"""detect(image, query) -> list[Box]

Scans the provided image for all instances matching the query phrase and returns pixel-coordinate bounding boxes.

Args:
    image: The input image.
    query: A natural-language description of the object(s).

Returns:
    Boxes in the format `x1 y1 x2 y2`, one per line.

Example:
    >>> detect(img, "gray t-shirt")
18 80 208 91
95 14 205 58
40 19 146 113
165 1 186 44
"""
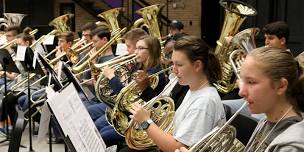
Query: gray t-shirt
245 116 302 152
173 86 226 146
266 117 304 152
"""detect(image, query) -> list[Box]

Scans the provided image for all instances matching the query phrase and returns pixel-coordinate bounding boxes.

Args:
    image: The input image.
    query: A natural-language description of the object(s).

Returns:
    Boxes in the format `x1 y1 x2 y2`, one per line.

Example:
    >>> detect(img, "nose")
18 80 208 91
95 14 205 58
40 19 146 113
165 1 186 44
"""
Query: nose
238 81 247 98
265 38 269 46
172 64 178 74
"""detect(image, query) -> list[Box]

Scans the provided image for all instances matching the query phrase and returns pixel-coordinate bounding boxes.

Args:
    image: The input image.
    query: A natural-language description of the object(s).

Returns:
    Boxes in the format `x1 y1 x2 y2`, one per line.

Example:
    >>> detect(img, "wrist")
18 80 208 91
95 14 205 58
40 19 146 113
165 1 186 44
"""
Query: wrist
140 118 154 130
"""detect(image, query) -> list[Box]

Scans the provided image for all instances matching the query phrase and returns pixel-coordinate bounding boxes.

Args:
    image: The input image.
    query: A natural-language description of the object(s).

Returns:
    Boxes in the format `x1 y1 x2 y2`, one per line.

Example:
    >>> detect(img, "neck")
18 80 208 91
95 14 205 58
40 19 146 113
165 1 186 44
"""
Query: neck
265 98 298 122
189 74 209 91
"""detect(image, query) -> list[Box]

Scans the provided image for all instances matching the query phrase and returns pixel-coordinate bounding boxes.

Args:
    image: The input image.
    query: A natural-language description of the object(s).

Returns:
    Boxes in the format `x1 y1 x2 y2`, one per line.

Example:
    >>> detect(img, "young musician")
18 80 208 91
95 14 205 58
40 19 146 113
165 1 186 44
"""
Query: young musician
263 21 289 50
239 47 303 151
88 35 167 147
122 28 148 54
124 36 226 152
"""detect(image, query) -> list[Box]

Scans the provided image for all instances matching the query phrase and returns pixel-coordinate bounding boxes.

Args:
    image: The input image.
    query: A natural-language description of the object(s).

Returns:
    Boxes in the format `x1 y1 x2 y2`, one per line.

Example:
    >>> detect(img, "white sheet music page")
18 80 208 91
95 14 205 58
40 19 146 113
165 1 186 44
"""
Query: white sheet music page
47 83 106 152
15 45 27 61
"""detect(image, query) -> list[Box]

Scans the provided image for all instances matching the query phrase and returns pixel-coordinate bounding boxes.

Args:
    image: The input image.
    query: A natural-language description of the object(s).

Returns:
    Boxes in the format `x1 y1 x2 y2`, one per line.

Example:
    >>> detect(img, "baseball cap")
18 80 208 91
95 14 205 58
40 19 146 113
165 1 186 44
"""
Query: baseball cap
170 20 184 30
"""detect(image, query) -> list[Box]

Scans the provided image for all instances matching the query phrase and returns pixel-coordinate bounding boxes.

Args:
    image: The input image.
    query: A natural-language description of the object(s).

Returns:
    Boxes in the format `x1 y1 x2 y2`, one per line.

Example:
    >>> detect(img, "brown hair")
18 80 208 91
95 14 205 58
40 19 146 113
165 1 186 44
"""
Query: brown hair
137 35 161 69
80 22 97 31
16 27 34 46
248 47 303 111
123 28 147 43
173 35 222 84
58 31 74 43
5 26 21 36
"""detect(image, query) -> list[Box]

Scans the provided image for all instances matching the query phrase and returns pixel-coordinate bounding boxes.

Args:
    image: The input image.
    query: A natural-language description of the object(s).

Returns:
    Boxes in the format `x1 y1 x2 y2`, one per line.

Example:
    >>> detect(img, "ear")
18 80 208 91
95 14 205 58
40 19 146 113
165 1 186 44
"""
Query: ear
193 60 204 72
276 78 288 95
280 37 286 46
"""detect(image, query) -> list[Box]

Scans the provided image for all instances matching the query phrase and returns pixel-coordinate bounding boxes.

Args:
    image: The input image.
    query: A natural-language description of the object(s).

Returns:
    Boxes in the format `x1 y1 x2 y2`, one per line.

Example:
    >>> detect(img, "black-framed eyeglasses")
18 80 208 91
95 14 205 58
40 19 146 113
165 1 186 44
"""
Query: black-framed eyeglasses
136 47 149 51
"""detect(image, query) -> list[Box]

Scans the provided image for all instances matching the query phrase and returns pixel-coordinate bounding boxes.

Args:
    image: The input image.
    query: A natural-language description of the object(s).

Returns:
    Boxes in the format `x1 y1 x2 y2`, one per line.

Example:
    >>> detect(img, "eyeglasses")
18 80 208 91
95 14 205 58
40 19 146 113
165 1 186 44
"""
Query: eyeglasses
136 47 149 51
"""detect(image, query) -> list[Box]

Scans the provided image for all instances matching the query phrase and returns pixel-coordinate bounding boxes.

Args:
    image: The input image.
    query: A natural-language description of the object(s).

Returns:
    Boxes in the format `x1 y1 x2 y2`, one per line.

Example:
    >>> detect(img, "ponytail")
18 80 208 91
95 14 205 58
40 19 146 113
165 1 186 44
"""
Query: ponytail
291 76 304 112
205 50 222 84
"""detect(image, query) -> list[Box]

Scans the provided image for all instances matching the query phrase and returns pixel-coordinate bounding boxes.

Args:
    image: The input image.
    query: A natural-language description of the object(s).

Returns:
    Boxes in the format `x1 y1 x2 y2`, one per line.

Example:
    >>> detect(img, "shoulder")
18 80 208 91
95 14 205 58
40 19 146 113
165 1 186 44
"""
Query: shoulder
189 87 221 109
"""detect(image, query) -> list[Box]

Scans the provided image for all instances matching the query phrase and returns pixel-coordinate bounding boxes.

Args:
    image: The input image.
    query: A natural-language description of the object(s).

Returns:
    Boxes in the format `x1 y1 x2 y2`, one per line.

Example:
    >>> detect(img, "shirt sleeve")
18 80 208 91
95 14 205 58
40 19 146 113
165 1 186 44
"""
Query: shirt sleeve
109 76 124 94
274 146 303 152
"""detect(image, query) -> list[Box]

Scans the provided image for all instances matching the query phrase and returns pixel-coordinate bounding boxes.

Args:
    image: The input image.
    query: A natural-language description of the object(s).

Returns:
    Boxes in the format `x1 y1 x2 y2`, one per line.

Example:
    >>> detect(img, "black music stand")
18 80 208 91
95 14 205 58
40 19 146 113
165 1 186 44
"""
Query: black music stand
21 47 44 152
0 48 20 145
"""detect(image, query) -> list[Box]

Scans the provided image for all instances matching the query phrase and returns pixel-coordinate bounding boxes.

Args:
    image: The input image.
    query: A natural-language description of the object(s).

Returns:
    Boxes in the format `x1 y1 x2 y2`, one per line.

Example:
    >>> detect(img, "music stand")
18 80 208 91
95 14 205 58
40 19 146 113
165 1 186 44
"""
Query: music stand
0 48 20 145
37 53 63 91
20 47 44 152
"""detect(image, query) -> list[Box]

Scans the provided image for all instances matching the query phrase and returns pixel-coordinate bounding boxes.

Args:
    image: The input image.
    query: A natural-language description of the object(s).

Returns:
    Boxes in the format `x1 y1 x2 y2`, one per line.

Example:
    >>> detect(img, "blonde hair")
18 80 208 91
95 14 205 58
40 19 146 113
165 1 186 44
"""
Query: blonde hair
248 47 303 111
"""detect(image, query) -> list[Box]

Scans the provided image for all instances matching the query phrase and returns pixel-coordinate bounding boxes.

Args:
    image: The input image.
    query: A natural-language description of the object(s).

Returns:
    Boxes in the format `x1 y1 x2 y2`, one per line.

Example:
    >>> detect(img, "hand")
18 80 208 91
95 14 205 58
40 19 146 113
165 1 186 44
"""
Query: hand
129 102 151 124
175 147 189 152
135 70 150 91
0 71 4 77
103 66 115 80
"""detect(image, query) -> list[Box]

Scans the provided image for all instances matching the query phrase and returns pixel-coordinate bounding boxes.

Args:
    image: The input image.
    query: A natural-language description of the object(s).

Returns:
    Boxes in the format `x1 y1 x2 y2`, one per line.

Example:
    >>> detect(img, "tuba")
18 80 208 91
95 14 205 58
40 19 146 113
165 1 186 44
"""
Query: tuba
49 13 74 33
133 4 163 41
213 0 257 94
3 13 26 27
188 45 250 152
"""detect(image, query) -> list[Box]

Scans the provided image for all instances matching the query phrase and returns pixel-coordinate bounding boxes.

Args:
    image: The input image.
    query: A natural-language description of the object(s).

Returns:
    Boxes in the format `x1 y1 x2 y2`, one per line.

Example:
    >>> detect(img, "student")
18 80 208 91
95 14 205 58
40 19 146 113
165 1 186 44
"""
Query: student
89 35 167 147
263 21 289 49
125 36 226 152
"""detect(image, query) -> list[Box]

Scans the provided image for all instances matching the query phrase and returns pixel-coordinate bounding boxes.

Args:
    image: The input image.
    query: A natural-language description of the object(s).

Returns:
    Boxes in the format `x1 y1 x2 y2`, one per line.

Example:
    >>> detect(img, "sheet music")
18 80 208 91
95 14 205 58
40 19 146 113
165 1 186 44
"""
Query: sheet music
115 43 128 56
43 35 55 45
15 45 27 61
47 83 106 152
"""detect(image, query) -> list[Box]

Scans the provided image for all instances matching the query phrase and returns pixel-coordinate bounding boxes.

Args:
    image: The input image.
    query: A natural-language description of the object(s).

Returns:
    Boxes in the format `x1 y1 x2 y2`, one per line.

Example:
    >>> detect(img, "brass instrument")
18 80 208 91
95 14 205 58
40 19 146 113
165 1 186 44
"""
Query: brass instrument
72 27 127 74
126 96 175 150
49 13 74 33
133 4 163 41
98 8 120 32
3 13 26 27
188 42 250 152
94 54 137 105
213 0 257 94
108 67 172 136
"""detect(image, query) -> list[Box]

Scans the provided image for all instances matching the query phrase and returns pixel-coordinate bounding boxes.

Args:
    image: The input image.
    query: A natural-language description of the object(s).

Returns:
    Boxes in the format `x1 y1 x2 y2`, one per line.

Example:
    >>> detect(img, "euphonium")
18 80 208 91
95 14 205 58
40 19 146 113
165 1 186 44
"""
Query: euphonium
94 54 137 106
133 4 163 41
107 67 172 136
126 96 175 150
213 0 257 94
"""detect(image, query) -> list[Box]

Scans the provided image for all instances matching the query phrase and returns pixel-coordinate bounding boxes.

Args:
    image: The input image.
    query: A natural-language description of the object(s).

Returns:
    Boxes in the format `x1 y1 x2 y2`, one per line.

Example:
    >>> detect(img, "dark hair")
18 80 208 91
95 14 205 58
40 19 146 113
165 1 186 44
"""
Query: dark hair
122 28 147 43
91 27 111 41
173 35 222 84
58 31 74 43
249 47 303 112
262 21 289 43
81 22 97 31
137 35 161 69
4 26 21 36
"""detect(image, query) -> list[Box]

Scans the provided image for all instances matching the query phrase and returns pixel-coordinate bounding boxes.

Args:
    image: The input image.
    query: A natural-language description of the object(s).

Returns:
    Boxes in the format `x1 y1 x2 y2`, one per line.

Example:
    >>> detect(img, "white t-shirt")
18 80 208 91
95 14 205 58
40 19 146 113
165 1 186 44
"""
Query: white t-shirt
173 86 226 146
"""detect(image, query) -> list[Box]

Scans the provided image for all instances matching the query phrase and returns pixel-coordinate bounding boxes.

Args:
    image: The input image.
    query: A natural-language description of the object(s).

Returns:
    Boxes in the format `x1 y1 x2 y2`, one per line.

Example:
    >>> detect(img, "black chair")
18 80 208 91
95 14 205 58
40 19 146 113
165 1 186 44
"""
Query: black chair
231 113 258 145
223 103 258 145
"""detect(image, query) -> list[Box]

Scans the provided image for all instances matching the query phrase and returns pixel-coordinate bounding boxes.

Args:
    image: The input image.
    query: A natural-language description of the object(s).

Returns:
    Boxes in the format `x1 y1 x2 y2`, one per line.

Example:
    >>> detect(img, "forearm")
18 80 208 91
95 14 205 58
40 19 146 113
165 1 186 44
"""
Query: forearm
146 124 186 152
